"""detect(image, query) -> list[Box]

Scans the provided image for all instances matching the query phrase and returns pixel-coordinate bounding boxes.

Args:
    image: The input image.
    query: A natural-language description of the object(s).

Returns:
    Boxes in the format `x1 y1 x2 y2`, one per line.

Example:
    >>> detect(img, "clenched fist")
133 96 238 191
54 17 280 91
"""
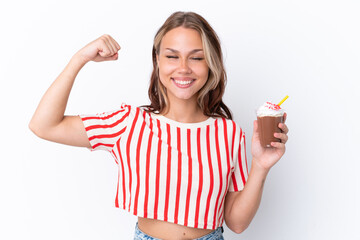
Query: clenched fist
75 34 121 63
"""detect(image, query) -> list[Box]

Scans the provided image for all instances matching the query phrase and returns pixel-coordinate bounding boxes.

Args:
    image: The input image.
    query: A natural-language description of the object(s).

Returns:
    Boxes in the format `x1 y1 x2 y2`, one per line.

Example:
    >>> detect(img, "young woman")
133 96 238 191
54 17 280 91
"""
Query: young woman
29 11 289 240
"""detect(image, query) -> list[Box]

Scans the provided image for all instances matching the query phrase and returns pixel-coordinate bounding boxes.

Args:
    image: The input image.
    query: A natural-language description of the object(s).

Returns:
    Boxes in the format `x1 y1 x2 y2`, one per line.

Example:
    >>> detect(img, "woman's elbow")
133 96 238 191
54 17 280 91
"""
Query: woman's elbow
229 225 248 234
225 218 249 234
29 120 38 135
29 124 39 139
28 120 46 139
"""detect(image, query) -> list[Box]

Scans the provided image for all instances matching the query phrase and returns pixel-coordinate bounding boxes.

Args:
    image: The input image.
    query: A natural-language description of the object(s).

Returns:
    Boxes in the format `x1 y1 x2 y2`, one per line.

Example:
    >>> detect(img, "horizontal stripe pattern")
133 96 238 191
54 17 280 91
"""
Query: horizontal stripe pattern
80 104 131 151
81 104 248 230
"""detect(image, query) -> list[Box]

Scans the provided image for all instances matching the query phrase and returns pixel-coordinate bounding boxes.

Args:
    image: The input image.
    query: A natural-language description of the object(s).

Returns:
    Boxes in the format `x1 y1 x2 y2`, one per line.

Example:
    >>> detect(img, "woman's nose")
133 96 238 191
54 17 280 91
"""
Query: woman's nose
178 59 192 74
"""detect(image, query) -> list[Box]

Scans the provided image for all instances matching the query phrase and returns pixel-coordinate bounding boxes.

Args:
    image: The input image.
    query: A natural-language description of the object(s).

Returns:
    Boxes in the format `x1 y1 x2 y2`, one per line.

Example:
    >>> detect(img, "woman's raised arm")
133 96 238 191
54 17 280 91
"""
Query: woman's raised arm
29 35 121 147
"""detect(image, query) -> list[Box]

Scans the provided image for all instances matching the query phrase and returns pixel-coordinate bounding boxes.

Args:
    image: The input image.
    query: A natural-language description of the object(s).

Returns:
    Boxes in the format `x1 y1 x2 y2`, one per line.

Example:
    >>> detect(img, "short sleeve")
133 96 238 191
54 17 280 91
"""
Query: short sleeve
79 103 131 152
228 129 249 192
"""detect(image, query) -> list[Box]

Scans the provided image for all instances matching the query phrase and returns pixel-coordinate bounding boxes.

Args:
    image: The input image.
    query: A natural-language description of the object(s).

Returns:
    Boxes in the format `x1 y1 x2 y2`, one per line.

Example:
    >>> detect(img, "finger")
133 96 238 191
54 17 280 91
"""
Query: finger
270 141 286 149
274 132 288 144
278 122 289 134
105 36 118 55
108 36 121 51
283 112 287 122
97 40 113 57
114 40 121 51
109 42 119 55
96 52 119 62
110 52 118 60
99 35 116 56
103 38 117 55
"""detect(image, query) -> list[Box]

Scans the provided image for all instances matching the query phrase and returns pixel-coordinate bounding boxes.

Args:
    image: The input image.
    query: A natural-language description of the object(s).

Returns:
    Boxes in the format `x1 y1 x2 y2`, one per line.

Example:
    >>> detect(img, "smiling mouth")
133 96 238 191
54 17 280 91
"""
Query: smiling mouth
171 78 195 88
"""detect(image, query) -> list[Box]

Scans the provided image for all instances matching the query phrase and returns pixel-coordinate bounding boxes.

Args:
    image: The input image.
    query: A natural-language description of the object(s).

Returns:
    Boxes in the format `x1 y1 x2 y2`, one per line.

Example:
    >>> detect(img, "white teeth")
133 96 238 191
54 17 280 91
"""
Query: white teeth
174 80 193 85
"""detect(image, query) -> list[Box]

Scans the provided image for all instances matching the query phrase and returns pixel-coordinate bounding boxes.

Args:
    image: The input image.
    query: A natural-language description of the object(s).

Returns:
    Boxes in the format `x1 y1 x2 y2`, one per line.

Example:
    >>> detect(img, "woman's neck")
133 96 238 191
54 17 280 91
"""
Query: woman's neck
162 99 208 123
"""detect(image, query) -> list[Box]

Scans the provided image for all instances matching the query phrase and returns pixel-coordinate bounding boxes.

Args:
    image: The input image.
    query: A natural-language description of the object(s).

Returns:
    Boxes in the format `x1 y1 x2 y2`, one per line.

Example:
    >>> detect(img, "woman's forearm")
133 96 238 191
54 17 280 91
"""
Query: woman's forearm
226 113 289 233
29 54 87 135
227 160 269 232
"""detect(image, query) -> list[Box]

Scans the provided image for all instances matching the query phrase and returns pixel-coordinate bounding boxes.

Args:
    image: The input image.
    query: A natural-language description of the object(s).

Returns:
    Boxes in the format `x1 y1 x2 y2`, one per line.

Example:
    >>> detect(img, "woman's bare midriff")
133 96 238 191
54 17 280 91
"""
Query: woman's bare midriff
137 217 214 240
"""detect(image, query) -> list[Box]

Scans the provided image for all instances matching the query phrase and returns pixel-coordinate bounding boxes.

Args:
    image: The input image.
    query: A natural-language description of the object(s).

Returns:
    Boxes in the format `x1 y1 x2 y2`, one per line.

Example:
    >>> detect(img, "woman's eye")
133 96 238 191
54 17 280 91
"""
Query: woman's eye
191 57 204 61
166 56 178 59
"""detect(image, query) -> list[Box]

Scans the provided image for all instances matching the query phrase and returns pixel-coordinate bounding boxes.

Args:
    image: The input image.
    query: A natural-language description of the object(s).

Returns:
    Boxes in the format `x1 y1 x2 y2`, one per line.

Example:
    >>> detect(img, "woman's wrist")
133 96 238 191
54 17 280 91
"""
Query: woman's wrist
71 52 90 67
251 158 271 176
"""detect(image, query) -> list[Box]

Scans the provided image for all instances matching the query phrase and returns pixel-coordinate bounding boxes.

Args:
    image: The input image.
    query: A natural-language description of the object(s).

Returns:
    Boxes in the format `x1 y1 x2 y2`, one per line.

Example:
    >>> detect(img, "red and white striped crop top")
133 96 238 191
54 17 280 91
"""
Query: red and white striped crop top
80 104 248 230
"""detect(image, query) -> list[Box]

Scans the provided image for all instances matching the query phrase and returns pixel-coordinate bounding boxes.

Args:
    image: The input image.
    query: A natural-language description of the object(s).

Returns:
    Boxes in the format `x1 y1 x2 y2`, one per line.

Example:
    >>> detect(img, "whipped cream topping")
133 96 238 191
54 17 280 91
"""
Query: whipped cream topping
257 102 285 117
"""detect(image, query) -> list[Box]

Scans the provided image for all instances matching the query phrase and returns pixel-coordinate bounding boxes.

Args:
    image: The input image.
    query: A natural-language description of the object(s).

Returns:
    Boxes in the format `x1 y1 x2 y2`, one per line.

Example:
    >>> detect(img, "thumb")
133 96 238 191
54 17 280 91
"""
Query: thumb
252 119 261 141
253 120 259 135
252 119 262 146
94 52 118 62
107 52 118 60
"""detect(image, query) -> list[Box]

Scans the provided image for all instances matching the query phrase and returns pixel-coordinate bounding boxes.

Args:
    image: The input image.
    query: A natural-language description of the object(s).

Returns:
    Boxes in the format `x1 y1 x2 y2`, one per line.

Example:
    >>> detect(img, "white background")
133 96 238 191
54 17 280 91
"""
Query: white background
1 0 359 239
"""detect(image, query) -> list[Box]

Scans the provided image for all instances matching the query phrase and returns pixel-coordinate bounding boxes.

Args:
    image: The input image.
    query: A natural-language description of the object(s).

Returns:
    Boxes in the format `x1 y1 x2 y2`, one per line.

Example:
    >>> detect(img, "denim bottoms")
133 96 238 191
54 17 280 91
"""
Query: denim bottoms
134 223 224 240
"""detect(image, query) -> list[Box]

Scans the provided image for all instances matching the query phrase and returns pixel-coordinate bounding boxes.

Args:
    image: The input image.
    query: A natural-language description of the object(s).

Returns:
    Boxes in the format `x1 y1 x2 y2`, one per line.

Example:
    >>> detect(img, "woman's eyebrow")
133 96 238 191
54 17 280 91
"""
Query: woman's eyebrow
165 48 204 54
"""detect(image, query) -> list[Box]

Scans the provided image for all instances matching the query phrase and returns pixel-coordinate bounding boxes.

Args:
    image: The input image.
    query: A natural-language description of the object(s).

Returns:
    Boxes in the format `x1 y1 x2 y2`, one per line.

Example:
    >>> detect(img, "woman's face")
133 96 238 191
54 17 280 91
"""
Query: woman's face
157 27 209 105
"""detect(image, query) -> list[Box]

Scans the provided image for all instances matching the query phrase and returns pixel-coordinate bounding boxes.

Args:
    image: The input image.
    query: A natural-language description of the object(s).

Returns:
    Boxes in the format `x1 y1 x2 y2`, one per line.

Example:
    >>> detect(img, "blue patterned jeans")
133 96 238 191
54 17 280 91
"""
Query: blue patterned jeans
134 223 225 240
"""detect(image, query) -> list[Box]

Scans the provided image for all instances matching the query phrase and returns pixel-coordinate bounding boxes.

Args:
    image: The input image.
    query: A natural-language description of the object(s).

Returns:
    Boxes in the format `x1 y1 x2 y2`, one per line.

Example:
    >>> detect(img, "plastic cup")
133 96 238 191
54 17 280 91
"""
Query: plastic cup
257 114 284 147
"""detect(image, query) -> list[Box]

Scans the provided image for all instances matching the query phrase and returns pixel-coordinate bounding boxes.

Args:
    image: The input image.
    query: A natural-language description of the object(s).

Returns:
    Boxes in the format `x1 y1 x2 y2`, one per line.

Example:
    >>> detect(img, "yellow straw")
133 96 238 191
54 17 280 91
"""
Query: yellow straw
277 95 289 106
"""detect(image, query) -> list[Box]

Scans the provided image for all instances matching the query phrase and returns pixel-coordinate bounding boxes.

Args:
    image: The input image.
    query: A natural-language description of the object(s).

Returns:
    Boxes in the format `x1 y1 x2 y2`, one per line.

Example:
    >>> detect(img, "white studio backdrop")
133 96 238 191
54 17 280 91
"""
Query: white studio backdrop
1 0 359 239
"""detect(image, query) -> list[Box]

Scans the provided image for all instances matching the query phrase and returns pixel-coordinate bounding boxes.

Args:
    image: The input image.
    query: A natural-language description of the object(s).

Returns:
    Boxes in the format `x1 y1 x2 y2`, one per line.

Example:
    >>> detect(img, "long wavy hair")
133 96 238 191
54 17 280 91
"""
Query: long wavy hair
143 11 232 120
